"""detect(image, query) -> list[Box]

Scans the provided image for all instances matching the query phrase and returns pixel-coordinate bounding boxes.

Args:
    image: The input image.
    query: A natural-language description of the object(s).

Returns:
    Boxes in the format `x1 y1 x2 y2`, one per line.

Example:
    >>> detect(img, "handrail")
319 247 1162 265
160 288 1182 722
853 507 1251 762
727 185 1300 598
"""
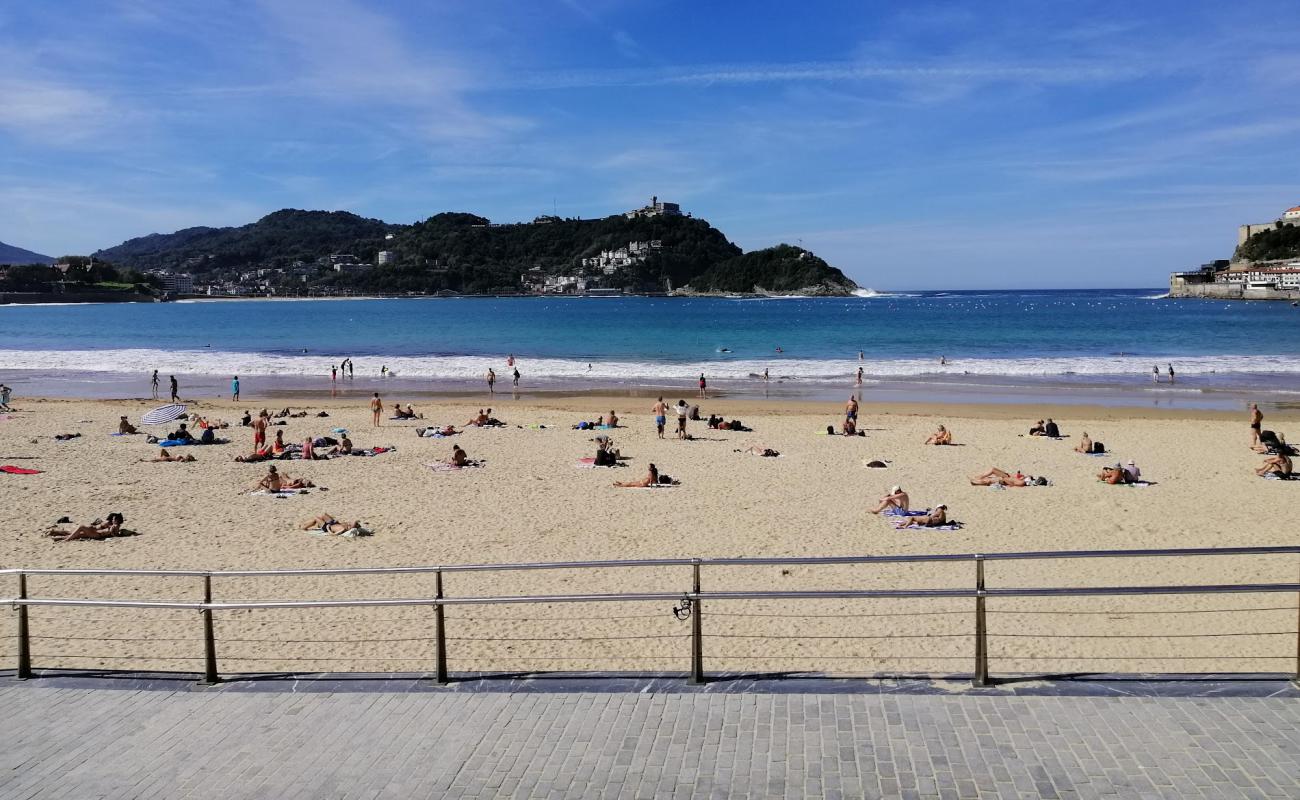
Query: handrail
3 544 1298 578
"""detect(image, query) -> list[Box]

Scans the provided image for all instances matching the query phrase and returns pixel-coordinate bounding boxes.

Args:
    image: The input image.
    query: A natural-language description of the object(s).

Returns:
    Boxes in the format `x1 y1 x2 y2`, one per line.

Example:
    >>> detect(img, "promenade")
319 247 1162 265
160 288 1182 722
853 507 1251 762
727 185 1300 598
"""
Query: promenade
3 678 1298 799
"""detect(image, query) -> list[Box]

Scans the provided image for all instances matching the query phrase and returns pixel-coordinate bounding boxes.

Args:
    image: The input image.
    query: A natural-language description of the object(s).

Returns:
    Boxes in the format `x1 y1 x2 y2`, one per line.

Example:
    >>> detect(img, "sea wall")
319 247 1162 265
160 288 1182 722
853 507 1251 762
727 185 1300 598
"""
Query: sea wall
1168 281 1300 301
0 291 156 305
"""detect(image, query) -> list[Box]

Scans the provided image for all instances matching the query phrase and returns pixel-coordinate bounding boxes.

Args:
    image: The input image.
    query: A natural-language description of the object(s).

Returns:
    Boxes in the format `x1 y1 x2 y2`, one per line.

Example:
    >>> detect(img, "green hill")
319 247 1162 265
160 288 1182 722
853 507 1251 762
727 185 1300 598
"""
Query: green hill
686 244 857 295
93 207 857 295
0 241 54 265
1235 222 1300 262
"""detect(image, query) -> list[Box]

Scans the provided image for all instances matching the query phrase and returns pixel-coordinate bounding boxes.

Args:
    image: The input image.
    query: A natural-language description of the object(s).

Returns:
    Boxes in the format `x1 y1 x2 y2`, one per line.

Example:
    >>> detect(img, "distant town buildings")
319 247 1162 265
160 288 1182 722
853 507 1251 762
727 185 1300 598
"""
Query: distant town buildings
158 272 194 295
377 250 395 266
581 240 662 274
1237 204 1300 245
1172 202 1300 299
624 196 682 219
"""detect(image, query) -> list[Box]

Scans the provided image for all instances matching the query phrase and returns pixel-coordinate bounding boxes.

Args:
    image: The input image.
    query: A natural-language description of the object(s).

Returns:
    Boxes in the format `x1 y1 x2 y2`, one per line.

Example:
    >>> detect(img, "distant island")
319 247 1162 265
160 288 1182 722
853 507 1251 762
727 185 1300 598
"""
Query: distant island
1170 203 1300 300
0 197 859 302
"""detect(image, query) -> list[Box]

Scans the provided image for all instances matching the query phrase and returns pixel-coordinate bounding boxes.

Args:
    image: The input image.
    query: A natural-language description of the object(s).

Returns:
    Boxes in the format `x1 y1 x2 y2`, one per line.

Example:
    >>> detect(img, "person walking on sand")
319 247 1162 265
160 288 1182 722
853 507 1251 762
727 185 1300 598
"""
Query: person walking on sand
231 375 240 402
698 373 707 399
512 367 520 388
151 369 159 399
370 393 383 427
487 368 496 394
1250 403 1263 445
169 375 179 402
675 399 690 439
1167 363 1175 384
652 397 667 439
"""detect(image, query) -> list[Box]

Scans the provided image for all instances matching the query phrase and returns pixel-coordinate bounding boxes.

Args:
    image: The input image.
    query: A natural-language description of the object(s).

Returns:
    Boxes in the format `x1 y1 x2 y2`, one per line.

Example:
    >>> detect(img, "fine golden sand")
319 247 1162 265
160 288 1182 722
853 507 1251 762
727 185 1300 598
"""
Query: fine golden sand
0 394 1296 678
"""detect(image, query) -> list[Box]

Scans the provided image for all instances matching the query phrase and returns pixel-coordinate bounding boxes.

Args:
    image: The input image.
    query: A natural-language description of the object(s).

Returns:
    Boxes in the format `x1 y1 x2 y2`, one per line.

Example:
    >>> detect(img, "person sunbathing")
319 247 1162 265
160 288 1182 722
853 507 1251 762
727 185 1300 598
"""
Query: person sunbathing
167 424 195 443
1097 465 1130 484
970 467 1029 487
614 463 664 488
447 444 469 467
607 411 619 427
117 416 138 434
869 486 908 514
328 436 354 456
1257 452 1293 478
46 513 125 541
394 404 422 420
466 409 489 426
924 425 952 445
735 445 779 457
301 436 316 461
150 448 195 462
896 505 948 528
252 465 314 492
1074 432 1093 454
1028 420 1046 436
299 514 364 535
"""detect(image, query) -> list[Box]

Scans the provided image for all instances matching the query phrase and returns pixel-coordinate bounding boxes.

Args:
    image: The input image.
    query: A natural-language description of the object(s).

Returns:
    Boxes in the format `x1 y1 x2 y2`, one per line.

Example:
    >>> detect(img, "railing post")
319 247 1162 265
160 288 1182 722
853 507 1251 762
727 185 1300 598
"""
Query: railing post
689 559 704 684
198 574 218 685
434 568 448 684
972 556 989 688
1293 557 1299 687
15 572 31 680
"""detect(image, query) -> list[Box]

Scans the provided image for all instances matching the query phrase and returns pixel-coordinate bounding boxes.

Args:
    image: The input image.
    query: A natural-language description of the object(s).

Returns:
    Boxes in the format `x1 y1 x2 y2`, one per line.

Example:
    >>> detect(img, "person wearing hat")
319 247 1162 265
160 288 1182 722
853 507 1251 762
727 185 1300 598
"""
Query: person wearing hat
869 485 909 514
1123 460 1141 483
117 416 138 435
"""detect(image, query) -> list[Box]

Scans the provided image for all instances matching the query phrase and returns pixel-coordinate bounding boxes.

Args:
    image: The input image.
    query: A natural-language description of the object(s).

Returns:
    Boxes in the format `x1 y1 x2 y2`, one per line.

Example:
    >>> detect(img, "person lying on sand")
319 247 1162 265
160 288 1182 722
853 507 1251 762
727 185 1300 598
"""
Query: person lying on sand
150 448 195 463
736 445 780 457
117 416 138 435
895 505 947 528
53 432 82 440
299 514 365 535
252 465 314 492
970 467 1029 487
869 485 908 514
46 513 125 541
328 435 354 456
614 463 677 487
1097 465 1131 484
924 425 952 445
1257 452 1293 478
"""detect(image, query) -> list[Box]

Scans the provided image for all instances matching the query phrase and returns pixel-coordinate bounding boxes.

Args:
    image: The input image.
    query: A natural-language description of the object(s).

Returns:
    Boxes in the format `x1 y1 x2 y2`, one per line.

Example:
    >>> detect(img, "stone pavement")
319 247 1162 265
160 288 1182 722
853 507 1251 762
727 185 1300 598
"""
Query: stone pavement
2 685 1299 799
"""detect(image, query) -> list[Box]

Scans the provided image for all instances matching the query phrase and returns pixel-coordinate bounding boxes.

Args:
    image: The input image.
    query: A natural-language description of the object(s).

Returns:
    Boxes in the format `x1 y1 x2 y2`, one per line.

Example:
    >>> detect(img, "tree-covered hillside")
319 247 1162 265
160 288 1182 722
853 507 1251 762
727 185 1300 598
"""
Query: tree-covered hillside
687 244 857 294
1235 223 1300 262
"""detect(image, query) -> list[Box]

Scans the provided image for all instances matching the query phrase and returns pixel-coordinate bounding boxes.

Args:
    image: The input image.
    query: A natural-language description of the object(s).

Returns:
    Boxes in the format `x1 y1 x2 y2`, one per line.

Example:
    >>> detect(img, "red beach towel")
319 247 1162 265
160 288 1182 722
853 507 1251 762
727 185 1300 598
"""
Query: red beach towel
1 465 42 474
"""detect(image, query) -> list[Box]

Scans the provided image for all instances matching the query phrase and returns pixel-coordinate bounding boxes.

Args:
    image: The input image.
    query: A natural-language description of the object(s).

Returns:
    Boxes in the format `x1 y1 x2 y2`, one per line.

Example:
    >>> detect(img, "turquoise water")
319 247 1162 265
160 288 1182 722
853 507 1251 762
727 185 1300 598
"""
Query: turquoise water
2 290 1299 405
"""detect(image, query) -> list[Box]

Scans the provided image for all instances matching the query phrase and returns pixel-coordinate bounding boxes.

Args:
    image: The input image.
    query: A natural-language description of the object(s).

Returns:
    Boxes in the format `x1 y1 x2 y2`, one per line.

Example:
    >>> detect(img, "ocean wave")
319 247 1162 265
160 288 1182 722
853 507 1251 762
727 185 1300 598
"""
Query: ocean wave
4 348 1300 381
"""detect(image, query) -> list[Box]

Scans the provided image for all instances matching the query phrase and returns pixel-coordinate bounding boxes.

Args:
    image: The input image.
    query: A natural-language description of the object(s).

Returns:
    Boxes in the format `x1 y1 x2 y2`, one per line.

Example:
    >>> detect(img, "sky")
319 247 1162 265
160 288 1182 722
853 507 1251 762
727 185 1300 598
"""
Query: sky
2 1 1298 289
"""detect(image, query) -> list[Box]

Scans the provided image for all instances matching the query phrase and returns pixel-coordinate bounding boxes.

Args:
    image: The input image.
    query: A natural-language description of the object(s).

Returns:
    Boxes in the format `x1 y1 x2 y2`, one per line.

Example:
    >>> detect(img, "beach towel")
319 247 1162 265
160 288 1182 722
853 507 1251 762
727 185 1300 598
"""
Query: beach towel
891 519 963 531
350 446 395 457
575 457 625 469
1085 451 1110 457
248 489 308 497
426 460 484 472
1 465 42 474
1261 473 1298 481
884 508 928 517
306 525 372 538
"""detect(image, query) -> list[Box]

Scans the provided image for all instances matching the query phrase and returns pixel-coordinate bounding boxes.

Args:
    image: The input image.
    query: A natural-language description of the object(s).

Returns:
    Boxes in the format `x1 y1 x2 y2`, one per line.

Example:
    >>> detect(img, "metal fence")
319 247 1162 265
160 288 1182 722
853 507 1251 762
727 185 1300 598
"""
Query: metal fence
4 545 1299 686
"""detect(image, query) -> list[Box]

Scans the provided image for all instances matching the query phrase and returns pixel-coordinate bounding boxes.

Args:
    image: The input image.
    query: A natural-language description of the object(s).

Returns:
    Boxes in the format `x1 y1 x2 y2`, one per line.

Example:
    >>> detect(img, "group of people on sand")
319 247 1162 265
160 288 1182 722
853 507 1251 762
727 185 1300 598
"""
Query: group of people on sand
868 486 948 527
573 411 619 430
45 513 127 542
466 408 504 427
1251 403 1295 478
250 464 315 492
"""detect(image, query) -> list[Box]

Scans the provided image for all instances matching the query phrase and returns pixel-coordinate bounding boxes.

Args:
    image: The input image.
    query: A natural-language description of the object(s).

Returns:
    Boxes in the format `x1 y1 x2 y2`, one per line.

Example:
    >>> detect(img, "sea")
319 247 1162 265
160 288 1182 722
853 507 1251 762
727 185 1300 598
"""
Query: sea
3 289 1300 410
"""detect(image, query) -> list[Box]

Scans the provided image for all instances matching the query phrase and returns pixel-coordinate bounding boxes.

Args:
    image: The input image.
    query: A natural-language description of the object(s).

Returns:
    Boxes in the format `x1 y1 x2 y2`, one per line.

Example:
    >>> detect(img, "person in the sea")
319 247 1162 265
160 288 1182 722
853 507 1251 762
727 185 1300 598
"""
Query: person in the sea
299 514 365 536
512 367 520 388
924 425 952 445
1074 432 1093 454
869 486 909 514
970 467 1029 487
118 416 138 435
1256 451 1293 478
1167 363 1175 383
698 373 707 398
149 448 195 463
46 513 126 542
614 463 674 488
487 368 496 394
896 505 948 528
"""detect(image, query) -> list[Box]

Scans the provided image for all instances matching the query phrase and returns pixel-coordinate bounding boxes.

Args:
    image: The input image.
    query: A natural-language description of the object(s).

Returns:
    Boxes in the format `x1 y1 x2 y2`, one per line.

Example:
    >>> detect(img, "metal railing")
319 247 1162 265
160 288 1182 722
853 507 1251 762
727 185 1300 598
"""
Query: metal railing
4 545 1299 687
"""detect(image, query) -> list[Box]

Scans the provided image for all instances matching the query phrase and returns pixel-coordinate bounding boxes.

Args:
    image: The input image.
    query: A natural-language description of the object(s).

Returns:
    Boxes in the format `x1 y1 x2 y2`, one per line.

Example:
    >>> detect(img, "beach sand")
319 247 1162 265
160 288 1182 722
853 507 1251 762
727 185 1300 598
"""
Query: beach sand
0 393 1296 679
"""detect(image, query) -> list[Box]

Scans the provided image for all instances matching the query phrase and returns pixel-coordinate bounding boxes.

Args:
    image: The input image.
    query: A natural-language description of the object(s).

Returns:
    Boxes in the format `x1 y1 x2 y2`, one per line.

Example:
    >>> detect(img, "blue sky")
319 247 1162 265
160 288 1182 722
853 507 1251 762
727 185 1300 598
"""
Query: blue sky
2 0 1298 289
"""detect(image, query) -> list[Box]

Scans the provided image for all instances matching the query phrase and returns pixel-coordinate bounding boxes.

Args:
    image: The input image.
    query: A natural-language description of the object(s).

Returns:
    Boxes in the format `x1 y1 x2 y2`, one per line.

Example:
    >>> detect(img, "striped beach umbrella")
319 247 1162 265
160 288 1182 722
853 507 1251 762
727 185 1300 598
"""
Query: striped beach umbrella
141 403 187 426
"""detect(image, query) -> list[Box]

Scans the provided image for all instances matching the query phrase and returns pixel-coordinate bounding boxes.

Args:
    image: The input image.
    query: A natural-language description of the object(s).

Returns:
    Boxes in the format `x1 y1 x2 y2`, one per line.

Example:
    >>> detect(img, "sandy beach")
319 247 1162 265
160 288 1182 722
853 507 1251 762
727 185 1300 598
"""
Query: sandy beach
0 392 1296 678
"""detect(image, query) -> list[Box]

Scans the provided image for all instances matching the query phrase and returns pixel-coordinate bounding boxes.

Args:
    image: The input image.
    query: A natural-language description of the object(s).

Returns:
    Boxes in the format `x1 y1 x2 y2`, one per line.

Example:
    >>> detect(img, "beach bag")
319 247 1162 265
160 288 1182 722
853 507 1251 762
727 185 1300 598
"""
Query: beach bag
1092 441 1105 454
826 425 835 435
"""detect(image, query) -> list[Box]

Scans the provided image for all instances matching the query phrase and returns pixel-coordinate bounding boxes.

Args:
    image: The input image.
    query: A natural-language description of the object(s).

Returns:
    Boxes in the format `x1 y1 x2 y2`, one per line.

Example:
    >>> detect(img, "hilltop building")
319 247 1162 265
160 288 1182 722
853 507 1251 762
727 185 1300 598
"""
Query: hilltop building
1172 202 1300 299
1237 203 1300 246
624 196 681 219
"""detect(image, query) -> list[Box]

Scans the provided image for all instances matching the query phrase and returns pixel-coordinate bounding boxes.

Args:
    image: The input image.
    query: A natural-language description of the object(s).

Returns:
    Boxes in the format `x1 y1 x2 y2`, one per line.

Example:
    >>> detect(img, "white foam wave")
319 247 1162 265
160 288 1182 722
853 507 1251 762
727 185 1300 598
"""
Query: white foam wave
1144 293 1170 300
4 348 1300 382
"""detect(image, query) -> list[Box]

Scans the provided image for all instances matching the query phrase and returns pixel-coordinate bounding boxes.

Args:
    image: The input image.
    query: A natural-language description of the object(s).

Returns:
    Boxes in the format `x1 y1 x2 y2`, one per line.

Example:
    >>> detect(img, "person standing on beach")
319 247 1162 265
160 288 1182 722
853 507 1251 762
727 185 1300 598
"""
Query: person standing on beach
0 384 11 411
846 395 859 427
151 370 159 399
1250 403 1263 445
231 376 240 401
652 397 667 439
512 367 520 387
252 411 267 452
370 393 383 427
1152 364 1160 383
487 368 496 394
675 399 690 439
1167 363 1175 383
763 368 769 382
347 359 354 378
169 375 179 402
856 366 864 386
698 373 707 399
